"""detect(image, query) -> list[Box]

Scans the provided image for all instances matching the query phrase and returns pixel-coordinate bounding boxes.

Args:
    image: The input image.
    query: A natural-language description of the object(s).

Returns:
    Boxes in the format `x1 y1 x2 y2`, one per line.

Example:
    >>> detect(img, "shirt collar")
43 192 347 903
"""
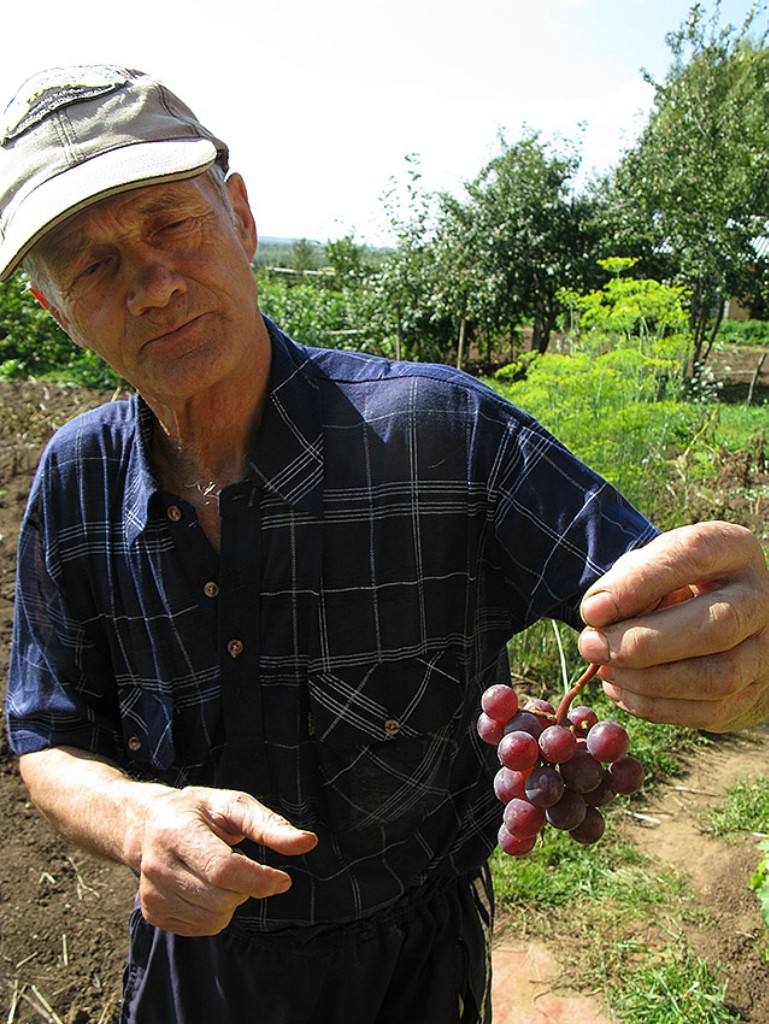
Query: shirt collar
124 317 324 542
248 317 324 516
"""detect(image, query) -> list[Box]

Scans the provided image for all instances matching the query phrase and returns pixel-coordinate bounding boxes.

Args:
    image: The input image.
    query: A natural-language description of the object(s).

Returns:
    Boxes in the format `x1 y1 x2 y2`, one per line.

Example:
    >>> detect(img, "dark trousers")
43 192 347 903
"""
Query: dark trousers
120 867 494 1023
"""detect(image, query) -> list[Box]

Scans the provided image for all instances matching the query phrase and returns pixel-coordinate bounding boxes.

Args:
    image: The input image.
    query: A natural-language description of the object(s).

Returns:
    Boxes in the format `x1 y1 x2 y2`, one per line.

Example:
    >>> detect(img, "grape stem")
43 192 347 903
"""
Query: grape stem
555 663 600 727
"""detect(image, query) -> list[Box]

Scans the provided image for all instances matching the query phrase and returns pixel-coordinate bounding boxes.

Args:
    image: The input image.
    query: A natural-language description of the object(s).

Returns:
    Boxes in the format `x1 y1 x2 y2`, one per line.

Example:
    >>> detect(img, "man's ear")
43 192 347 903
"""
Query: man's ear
225 173 258 262
28 283 75 340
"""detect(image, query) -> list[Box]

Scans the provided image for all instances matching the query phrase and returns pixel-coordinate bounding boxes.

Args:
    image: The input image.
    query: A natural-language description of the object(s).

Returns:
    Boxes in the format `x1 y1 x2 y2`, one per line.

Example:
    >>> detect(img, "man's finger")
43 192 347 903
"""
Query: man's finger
183 840 295 901
579 522 762 628
599 667 769 734
579 577 763 667
205 790 318 856
139 854 256 935
598 632 765 702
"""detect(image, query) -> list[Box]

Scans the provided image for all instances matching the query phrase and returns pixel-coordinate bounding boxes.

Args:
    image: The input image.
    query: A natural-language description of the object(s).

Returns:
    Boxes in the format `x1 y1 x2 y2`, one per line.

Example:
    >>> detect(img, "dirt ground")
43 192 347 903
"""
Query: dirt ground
0 347 768 1023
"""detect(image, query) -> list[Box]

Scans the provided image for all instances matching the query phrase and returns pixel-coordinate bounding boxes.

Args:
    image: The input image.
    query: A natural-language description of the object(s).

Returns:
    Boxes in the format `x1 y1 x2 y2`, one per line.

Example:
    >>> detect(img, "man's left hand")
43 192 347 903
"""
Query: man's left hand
577 521 769 732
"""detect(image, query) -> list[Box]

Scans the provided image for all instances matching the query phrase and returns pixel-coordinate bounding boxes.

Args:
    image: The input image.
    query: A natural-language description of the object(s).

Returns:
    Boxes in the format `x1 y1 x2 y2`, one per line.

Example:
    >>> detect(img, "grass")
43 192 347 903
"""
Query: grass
492 819 687 919
492 810 744 1023
605 940 742 1023
703 776 769 837
712 402 769 452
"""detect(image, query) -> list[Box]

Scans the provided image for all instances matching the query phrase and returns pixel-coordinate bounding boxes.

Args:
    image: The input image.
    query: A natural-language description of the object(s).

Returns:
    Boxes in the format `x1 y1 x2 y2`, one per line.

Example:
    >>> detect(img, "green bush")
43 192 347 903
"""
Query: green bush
0 272 121 387
257 274 392 356
0 272 72 377
714 319 769 347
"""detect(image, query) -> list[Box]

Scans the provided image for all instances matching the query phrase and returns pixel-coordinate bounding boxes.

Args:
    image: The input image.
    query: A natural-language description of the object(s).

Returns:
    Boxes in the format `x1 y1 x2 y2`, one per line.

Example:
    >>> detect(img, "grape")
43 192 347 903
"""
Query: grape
493 767 528 803
503 711 544 739
503 798 545 839
558 748 604 794
524 766 565 808
538 724 577 764
497 824 537 857
582 774 616 808
481 684 519 723
546 789 587 831
497 730 539 771
586 720 629 763
481 673 644 859
569 807 606 845
608 755 644 795
476 712 505 745
524 697 555 717
568 705 599 732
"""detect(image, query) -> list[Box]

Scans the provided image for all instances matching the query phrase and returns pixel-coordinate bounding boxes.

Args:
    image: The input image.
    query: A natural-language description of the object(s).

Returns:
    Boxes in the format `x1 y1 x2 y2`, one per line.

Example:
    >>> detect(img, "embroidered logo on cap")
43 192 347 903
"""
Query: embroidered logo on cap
1 66 131 144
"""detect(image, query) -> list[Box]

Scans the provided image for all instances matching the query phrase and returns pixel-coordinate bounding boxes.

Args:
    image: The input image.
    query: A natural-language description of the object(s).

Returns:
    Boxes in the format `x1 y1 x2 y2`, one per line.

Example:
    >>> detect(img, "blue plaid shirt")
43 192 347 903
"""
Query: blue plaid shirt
7 319 656 930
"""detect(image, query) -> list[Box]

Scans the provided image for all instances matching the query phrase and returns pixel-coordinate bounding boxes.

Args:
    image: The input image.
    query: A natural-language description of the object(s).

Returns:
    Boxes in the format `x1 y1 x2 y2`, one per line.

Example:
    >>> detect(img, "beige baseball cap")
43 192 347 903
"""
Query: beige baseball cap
0 65 229 281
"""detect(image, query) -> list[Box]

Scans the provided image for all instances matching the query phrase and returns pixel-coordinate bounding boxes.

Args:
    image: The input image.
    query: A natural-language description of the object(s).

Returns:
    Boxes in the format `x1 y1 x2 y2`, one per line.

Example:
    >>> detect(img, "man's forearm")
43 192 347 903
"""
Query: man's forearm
19 745 170 871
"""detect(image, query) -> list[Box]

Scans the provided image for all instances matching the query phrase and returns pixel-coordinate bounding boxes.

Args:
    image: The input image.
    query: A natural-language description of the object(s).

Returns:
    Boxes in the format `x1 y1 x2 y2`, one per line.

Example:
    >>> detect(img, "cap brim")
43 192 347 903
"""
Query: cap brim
0 137 218 282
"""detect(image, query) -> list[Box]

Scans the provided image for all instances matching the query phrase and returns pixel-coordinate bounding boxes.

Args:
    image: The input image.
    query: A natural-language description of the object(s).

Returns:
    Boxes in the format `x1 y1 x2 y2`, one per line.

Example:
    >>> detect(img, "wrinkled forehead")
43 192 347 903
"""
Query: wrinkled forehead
31 174 215 274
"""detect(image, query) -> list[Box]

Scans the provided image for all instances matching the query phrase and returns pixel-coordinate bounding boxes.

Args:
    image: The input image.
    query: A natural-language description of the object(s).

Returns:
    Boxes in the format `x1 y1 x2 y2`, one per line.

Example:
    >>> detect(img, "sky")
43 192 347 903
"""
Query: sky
0 0 764 246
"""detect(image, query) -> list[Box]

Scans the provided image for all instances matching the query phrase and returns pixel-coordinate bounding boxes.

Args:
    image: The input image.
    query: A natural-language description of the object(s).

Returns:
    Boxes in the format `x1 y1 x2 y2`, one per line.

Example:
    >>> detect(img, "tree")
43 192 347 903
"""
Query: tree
461 132 601 355
429 193 487 369
325 235 371 289
377 155 455 363
289 238 320 274
606 1 769 372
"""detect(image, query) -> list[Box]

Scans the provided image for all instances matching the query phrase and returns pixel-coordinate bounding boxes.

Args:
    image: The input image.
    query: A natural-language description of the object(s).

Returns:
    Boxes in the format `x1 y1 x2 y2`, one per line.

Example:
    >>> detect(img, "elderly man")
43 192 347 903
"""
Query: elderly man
3 66 768 1024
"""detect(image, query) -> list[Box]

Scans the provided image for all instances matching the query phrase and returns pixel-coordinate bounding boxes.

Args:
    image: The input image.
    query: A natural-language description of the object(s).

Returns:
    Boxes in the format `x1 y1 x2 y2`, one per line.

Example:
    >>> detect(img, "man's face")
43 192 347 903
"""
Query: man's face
31 173 261 407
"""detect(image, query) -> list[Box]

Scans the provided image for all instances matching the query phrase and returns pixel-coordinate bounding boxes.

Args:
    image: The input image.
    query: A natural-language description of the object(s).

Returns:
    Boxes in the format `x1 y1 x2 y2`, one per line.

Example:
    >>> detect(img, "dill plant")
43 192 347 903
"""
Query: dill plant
487 265 708 524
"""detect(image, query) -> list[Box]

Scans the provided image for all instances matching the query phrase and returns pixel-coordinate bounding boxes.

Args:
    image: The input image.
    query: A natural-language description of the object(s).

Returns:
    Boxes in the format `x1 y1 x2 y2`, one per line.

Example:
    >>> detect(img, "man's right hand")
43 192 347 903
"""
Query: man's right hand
19 748 318 938
135 786 318 936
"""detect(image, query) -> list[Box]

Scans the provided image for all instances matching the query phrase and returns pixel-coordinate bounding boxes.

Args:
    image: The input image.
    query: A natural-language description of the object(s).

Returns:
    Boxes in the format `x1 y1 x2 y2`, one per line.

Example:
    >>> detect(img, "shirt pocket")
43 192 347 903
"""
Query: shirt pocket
116 681 177 775
306 651 464 838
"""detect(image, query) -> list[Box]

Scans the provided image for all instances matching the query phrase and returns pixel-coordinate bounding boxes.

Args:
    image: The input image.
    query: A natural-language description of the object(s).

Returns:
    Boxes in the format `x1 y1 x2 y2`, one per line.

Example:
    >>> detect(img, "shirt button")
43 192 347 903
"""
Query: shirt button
127 735 142 752
203 581 219 598
167 505 183 522
384 718 401 737
227 639 244 657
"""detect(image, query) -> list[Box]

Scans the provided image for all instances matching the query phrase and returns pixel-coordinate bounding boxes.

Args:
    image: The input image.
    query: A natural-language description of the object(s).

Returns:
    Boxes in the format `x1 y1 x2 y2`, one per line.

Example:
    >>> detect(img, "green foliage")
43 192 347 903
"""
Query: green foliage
288 238 321 273
563 273 690 351
714 403 769 451
489 265 709 523
257 272 392 356
491 822 683 914
456 131 602 356
715 318 769 347
373 136 607 366
252 236 324 269
489 348 702 521
376 155 458 363
749 838 769 957
0 272 73 377
324 235 373 288
0 272 121 386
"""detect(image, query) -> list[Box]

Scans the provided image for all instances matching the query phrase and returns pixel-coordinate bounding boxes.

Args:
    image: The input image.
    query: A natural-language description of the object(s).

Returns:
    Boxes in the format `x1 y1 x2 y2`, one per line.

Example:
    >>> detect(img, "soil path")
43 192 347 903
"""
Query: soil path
621 724 769 1022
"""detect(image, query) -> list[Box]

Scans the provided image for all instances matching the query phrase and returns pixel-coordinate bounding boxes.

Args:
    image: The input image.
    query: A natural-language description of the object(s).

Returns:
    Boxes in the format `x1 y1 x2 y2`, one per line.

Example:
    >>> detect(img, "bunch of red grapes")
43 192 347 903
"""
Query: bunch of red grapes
477 664 644 857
